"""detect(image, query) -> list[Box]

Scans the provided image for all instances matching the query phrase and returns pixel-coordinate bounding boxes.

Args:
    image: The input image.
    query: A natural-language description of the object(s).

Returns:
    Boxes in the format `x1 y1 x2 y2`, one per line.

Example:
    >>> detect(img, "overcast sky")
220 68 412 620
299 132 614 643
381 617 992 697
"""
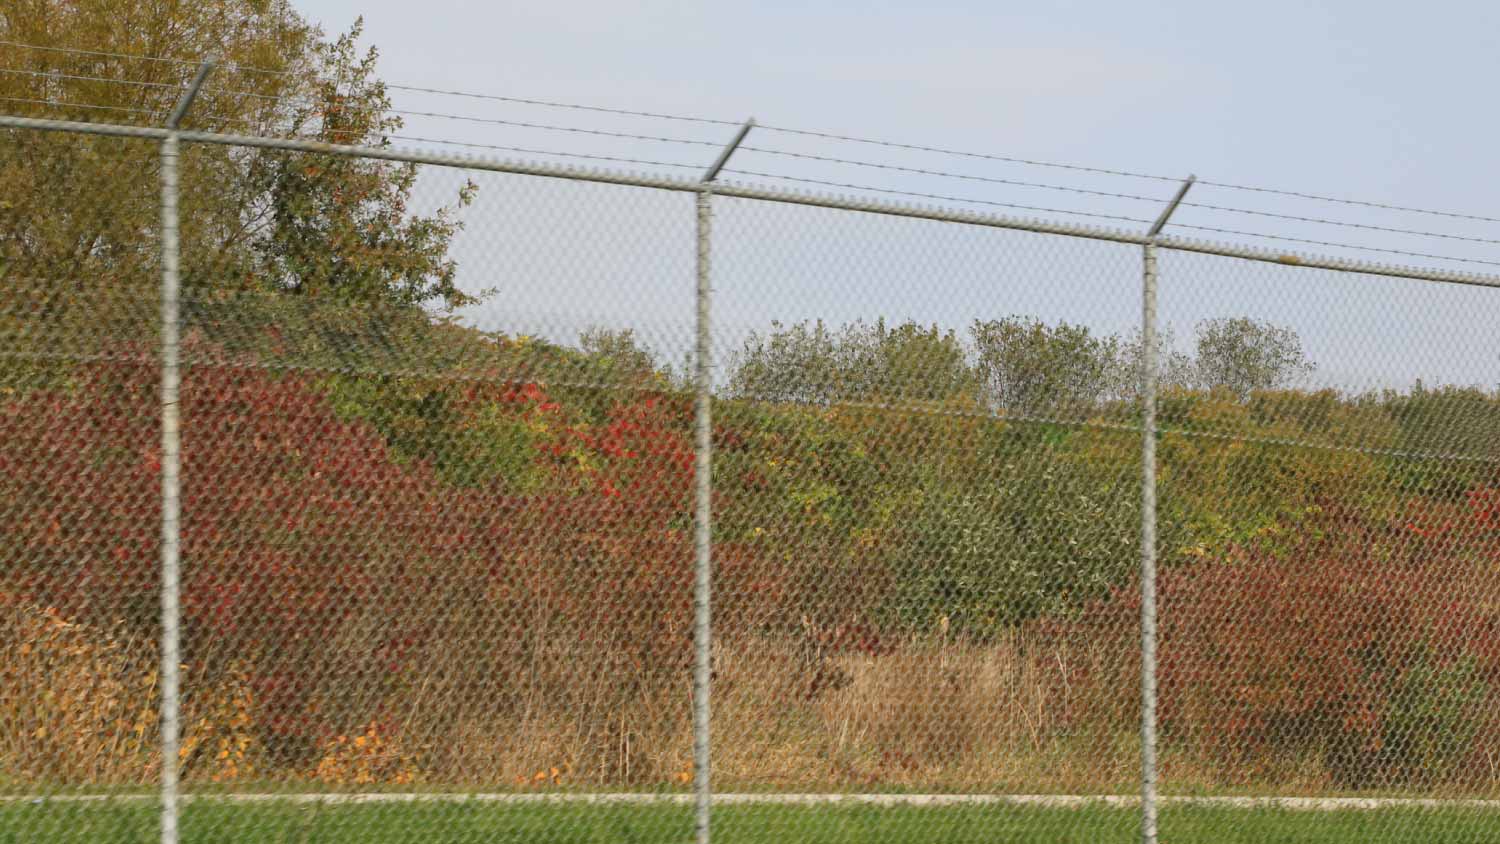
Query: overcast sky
291 0 1500 393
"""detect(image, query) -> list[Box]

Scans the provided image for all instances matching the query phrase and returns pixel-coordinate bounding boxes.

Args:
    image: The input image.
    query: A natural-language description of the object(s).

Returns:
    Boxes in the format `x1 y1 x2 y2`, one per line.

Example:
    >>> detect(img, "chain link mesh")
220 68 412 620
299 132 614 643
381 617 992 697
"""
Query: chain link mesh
1152 248 1500 842
2 122 1499 842
0 132 164 836
707 196 1144 842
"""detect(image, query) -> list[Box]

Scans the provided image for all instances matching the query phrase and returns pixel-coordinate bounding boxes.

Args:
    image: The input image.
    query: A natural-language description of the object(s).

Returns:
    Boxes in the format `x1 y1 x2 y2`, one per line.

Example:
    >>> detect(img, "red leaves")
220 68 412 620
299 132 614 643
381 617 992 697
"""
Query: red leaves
1 345 777 771
1068 499 1500 787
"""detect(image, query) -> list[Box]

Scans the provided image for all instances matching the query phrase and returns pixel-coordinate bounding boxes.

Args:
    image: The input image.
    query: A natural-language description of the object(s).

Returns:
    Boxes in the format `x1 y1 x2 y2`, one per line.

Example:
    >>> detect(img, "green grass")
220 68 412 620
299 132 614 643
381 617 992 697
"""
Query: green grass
1 801 1497 843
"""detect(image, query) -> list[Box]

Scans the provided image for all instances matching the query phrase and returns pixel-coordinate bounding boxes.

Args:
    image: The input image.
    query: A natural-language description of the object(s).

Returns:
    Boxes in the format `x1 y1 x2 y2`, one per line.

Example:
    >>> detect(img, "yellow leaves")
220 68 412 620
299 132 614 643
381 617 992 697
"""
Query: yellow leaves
3 601 162 781
514 764 568 788
314 721 420 786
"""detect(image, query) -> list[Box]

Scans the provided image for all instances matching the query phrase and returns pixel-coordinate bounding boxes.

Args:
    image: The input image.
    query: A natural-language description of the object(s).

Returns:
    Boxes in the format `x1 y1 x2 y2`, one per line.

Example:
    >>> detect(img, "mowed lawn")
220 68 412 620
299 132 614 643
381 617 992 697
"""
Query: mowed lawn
3 801 1499 843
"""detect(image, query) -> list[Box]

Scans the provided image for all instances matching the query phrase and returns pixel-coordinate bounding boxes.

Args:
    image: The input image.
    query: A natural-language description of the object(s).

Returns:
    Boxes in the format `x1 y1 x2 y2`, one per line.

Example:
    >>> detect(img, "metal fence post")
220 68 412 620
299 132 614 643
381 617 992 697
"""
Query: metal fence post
1140 175 1194 844
158 125 183 844
1138 239 1160 844
159 60 214 844
691 184 714 844
692 117 754 844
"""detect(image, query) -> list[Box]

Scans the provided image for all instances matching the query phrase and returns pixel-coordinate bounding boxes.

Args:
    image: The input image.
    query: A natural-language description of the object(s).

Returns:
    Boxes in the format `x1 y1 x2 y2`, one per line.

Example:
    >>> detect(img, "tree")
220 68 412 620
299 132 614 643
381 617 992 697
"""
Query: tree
579 327 667 388
1192 317 1313 398
970 316 1123 415
0 4 477 363
1118 325 1197 396
728 318 975 406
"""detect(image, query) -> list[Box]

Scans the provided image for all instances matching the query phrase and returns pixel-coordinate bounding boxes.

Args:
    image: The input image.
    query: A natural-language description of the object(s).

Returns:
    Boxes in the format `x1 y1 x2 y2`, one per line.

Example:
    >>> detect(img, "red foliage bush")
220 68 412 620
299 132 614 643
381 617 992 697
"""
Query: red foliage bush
1068 496 1500 789
0 345 777 774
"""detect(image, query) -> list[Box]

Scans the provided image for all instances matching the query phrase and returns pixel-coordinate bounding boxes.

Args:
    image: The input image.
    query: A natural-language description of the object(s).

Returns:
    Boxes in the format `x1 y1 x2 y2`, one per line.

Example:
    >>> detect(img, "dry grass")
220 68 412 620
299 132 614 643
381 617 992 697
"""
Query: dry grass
2 606 1474 797
0 599 158 787
710 630 1137 793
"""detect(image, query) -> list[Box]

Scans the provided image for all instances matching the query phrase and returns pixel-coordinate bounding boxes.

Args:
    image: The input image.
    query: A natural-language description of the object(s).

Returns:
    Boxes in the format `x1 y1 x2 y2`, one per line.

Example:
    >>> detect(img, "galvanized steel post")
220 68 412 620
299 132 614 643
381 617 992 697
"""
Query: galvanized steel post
159 59 214 844
1140 175 1194 844
692 117 753 844
691 185 714 844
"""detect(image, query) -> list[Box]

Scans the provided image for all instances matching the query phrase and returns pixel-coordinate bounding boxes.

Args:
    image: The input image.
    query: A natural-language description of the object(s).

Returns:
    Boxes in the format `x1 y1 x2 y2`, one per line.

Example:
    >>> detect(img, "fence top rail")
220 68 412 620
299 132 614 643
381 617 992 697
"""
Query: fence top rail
4 112 1500 290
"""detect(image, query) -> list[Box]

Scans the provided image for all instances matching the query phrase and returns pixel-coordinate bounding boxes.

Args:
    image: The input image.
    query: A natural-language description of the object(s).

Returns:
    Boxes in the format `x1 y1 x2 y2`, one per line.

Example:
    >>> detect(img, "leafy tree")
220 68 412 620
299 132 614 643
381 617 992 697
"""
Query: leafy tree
1118 325 1198 395
0 4 477 363
579 327 667 388
728 318 975 406
970 316 1123 415
1192 317 1314 398
727 320 842 404
888 424 1141 637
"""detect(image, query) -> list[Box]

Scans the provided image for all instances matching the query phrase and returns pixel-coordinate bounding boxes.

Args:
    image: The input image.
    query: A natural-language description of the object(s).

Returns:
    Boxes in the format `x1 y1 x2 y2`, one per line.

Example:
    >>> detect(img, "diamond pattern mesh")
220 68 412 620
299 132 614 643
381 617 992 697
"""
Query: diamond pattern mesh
1 129 1498 842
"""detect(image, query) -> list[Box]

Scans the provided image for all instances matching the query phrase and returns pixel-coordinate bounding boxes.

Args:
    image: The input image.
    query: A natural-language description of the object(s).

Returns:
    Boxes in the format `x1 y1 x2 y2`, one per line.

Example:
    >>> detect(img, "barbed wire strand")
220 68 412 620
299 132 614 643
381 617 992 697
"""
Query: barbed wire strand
756 123 1181 184
7 39 1500 229
761 122 1500 226
740 144 1172 203
384 83 741 127
387 134 703 170
1166 222 1500 269
0 95 161 118
728 167 1500 268
0 39 299 80
721 168 1157 226
387 109 720 146
0 42 736 130
0 39 198 68
1198 179 1500 226
0 65 184 91
5 81 1487 252
1178 201 1500 248
741 145 1500 248
0 95 302 134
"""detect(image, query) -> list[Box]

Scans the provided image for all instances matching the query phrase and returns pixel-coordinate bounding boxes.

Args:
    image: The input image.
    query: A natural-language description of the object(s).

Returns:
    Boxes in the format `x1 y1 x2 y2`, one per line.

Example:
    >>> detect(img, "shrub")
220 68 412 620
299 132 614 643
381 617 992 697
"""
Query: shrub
1072 495 1500 789
0 343 777 781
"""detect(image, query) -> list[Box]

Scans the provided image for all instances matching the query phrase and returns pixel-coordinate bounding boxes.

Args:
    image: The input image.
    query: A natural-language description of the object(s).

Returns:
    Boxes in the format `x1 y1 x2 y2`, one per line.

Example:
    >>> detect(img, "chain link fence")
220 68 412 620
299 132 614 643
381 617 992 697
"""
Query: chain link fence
3 113 1500 844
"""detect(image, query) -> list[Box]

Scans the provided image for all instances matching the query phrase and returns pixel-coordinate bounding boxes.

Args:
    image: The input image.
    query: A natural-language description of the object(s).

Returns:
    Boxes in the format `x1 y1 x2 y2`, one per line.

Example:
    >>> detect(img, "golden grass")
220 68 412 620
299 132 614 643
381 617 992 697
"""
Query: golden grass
0 606 1482 797
0 600 158 786
709 630 1137 792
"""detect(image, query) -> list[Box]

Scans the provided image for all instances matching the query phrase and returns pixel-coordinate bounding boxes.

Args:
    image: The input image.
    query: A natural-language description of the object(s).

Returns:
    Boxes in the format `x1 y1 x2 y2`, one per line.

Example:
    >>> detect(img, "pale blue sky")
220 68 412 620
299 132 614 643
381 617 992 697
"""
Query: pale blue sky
292 0 1500 393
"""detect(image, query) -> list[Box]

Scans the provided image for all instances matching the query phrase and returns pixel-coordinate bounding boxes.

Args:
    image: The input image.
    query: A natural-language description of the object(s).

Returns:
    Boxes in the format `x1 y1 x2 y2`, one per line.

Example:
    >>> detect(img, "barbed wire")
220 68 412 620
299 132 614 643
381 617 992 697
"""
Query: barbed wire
756 123 1182 184
384 83 740 127
0 95 161 119
1 95 302 134
1177 201 1500 248
1198 179 1500 226
386 109 721 147
386 134 703 171
721 169 1156 226
0 39 300 81
739 145 1500 249
738 144 1173 205
0 65 183 91
1166 222 1500 269
0 39 198 68
6 37 1500 246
